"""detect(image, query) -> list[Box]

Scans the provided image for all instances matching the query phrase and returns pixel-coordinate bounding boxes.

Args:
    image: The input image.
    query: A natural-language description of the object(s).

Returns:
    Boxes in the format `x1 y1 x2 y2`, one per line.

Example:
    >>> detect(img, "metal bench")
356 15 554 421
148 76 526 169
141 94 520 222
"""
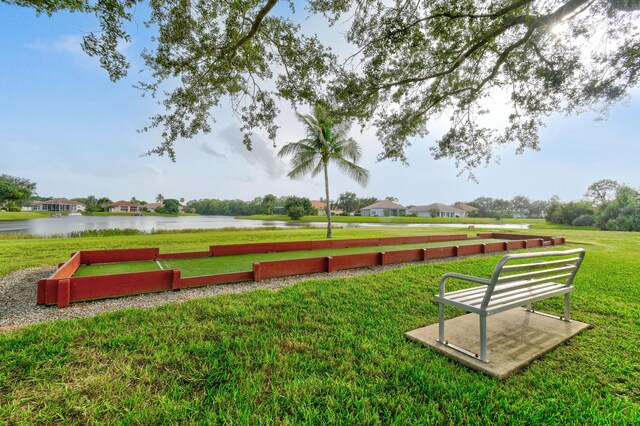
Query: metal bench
435 248 586 363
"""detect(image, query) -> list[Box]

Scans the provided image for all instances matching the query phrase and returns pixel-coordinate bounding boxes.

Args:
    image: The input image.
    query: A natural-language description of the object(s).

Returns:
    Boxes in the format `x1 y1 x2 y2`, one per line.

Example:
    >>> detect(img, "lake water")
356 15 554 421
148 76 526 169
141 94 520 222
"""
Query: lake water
0 215 529 236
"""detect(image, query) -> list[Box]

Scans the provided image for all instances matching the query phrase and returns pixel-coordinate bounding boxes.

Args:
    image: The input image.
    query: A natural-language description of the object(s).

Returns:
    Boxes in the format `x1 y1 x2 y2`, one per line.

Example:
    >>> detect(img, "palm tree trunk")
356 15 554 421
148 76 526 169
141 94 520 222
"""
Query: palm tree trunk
323 160 332 238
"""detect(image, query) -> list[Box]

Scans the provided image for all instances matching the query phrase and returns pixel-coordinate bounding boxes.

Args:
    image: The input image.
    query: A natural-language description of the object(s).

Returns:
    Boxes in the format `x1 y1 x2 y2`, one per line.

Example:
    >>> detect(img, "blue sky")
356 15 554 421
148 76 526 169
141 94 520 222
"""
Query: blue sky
1 5 638 205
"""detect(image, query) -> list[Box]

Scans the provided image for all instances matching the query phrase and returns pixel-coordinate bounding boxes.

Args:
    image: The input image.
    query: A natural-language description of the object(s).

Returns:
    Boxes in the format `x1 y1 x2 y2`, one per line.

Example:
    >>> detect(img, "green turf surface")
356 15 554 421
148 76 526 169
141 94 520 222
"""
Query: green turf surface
73 238 505 277
73 260 162 277
0 228 638 423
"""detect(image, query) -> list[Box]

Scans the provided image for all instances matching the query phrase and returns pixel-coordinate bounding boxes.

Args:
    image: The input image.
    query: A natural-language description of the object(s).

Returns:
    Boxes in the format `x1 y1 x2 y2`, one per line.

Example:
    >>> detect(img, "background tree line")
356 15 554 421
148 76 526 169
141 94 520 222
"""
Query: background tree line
187 195 317 217
462 196 549 219
545 179 640 231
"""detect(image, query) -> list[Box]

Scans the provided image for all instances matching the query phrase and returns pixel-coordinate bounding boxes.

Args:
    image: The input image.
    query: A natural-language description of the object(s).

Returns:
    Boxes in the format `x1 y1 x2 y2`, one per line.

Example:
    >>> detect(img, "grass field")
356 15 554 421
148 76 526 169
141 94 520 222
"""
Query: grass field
0 211 48 221
243 214 545 224
0 227 638 423
74 238 505 277
0 227 483 278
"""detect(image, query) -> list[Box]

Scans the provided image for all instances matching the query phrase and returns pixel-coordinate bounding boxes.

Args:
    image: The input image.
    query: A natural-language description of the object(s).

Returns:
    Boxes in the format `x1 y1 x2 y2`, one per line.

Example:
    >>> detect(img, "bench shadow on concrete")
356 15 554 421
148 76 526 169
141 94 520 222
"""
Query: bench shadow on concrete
406 307 590 380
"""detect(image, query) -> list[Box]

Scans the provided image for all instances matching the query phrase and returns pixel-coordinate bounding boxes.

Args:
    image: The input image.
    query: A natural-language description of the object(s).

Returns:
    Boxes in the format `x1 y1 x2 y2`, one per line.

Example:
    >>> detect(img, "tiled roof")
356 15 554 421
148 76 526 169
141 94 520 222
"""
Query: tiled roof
311 201 327 209
361 200 405 210
453 203 478 212
111 200 140 207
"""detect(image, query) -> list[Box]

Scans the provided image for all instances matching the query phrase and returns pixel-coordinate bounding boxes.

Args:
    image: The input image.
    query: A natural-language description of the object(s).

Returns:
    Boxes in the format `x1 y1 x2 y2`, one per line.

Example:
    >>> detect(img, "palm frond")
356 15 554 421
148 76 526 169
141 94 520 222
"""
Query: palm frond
333 157 370 187
279 105 369 188
277 140 315 158
310 160 324 178
287 158 319 180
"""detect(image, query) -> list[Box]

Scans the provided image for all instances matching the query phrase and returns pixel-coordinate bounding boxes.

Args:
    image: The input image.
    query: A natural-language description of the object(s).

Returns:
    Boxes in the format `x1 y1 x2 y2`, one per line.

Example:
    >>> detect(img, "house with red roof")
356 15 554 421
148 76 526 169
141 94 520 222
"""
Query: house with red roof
311 200 327 215
109 201 141 213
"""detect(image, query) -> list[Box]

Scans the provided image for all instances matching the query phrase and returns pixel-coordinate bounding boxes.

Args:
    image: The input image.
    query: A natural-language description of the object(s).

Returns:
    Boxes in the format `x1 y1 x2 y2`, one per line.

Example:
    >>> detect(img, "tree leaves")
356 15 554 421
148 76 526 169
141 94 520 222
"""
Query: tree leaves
8 0 640 176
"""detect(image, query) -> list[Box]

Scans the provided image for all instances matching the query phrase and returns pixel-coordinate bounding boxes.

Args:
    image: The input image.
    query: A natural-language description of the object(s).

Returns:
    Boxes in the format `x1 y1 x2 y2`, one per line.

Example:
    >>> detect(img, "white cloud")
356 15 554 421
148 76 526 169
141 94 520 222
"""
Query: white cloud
217 125 286 180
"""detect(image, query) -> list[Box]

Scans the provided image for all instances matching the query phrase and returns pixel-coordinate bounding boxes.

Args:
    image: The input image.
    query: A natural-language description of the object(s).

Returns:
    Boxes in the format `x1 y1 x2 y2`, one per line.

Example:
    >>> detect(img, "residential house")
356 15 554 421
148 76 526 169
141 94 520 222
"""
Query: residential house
360 200 407 217
311 200 327 215
144 203 163 212
409 203 466 218
453 203 479 216
32 198 85 212
311 200 342 216
109 201 140 213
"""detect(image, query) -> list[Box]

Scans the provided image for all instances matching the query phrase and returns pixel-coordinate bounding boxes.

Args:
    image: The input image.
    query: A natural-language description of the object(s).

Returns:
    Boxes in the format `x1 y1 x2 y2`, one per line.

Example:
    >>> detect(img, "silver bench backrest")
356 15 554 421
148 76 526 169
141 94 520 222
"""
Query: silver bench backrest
480 248 586 309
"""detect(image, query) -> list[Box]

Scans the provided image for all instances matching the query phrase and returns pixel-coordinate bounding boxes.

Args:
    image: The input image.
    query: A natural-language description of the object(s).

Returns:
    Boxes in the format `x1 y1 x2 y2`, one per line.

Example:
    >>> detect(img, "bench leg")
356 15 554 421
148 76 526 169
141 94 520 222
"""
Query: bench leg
479 315 488 363
438 303 445 343
564 293 571 322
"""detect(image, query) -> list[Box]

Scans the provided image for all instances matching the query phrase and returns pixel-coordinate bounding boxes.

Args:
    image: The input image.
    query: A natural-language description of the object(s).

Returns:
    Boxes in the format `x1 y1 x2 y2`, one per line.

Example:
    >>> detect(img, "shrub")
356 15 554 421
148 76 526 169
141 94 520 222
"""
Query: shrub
571 214 594 226
284 196 314 215
287 205 305 220
605 203 640 231
546 201 595 225
5 201 21 212
163 199 180 214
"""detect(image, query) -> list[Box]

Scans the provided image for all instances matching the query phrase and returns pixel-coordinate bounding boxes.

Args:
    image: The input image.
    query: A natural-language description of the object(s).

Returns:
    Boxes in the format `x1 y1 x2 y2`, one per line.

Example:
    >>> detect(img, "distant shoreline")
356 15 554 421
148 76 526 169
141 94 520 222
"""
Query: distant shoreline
238 214 544 225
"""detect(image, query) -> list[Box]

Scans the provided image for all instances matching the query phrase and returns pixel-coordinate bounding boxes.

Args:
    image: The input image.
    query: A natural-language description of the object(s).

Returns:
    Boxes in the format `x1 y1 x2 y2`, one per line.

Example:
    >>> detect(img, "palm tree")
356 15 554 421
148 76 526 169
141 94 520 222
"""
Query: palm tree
155 194 164 203
278 105 369 238
97 197 112 212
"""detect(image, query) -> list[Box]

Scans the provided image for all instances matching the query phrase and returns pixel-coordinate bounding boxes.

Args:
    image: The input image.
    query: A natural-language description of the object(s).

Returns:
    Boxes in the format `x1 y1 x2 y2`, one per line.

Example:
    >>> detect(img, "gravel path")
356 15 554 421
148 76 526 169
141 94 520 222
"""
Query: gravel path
0 258 455 331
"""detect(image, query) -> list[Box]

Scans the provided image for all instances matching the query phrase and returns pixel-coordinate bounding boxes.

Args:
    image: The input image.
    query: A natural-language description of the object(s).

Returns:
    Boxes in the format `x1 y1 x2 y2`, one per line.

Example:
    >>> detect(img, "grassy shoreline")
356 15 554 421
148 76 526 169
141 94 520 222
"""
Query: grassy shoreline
0 226 638 423
241 214 544 224
0 211 49 221
82 212 199 217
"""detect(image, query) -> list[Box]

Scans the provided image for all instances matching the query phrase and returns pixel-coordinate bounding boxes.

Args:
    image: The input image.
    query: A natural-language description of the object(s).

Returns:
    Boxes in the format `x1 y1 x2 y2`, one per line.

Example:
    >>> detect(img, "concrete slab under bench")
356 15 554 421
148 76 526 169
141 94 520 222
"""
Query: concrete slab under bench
406 307 590 380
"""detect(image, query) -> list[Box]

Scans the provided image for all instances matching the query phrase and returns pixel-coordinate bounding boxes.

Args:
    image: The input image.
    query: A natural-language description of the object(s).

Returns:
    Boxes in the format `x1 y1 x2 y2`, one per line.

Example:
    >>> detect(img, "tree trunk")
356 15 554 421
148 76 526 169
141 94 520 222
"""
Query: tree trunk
323 161 332 238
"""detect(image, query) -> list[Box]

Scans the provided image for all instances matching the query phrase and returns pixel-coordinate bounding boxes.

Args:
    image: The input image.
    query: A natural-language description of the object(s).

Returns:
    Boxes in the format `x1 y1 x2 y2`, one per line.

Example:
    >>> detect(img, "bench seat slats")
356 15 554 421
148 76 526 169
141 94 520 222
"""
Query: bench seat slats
446 282 561 308
486 286 573 316
442 273 574 306
485 283 567 308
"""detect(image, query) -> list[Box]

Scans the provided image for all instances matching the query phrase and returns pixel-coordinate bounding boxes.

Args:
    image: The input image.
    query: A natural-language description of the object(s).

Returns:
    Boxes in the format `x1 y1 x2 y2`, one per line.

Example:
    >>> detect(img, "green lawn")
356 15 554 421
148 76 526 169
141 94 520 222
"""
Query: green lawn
0 211 48 220
242 214 545 224
0 227 484 278
74 238 505 277
0 227 638 423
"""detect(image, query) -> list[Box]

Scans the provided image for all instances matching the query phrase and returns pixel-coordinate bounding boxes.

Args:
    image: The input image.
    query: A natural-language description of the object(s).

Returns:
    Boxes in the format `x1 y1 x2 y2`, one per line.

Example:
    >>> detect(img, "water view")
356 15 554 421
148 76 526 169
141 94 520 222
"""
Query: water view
0 215 529 236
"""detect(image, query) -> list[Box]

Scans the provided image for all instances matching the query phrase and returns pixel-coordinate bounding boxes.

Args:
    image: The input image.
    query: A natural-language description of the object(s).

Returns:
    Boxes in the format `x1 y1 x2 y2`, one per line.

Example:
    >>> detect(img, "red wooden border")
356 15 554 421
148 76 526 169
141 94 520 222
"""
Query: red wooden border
81 248 160 265
68 270 175 303
52 251 81 279
257 257 327 280
41 233 566 307
332 252 380 271
157 251 211 260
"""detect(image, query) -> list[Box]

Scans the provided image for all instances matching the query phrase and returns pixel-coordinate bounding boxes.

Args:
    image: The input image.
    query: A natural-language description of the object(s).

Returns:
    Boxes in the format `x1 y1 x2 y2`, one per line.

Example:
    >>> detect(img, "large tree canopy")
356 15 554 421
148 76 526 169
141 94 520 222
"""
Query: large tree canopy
5 0 640 175
0 174 37 205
